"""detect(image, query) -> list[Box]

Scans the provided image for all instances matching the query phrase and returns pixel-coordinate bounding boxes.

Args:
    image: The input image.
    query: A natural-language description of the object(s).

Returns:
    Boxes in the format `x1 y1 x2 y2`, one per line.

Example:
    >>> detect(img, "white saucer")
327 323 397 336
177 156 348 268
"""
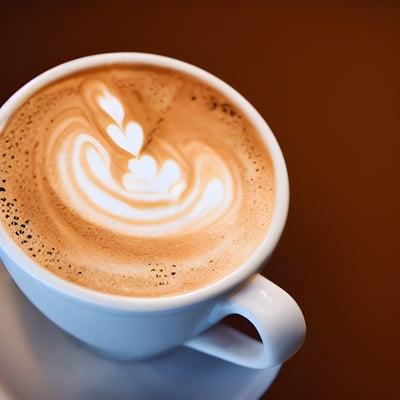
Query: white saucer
0 265 281 400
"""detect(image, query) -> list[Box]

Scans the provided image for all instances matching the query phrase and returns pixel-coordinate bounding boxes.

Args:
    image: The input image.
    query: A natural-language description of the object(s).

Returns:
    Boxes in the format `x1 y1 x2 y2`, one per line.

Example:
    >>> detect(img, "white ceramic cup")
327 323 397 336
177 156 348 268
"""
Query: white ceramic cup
0 53 305 369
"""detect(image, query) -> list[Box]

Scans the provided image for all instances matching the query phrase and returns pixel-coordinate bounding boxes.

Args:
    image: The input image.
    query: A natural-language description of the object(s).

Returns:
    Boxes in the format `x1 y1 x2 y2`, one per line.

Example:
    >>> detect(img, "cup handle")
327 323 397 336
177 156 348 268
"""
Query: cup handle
184 274 306 369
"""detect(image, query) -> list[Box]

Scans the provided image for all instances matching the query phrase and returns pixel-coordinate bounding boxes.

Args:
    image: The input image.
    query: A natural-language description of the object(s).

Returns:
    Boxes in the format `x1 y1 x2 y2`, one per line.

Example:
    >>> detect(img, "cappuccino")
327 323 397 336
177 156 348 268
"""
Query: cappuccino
0 64 274 297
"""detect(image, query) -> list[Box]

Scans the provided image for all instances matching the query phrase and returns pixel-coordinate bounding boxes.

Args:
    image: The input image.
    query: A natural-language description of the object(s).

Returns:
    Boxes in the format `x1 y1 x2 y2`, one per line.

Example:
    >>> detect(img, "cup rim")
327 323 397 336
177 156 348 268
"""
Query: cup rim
0 52 289 312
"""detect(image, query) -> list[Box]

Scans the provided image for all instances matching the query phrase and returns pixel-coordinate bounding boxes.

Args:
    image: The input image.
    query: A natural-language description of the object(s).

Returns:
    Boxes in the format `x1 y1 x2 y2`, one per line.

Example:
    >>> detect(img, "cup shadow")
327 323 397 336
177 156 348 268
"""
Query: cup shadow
0 265 281 400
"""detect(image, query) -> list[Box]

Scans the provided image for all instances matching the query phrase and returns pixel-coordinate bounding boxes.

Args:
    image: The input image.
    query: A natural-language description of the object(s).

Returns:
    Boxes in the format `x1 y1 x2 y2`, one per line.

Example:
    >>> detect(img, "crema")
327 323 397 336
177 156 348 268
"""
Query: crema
0 65 274 297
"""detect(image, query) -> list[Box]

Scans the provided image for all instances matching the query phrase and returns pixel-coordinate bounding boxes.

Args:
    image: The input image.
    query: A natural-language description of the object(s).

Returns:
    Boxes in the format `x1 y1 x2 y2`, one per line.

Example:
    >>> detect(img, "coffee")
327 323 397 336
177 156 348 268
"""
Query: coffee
0 64 274 297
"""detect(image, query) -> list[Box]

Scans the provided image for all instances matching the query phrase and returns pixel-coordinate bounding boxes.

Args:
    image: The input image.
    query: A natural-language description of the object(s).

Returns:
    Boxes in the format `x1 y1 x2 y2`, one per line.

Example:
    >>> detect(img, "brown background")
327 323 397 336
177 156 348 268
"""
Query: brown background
1 0 399 398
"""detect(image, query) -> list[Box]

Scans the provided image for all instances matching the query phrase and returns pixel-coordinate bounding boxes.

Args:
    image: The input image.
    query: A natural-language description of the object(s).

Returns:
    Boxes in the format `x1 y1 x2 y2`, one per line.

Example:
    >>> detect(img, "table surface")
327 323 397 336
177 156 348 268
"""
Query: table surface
1 1 399 399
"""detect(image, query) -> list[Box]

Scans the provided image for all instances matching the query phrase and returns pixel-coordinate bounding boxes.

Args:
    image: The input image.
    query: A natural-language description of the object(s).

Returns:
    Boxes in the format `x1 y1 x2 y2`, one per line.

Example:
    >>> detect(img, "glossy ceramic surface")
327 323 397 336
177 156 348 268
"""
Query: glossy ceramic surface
0 264 281 400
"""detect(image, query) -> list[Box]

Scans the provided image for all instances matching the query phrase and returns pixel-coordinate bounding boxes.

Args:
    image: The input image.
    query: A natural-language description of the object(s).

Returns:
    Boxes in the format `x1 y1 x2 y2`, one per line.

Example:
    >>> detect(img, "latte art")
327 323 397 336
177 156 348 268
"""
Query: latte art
49 79 239 236
0 64 274 297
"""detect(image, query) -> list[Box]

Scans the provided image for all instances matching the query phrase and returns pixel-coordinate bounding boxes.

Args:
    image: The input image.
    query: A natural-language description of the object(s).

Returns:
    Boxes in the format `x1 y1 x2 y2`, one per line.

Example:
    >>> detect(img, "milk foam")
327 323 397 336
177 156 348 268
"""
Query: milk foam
52 80 236 236
0 65 274 297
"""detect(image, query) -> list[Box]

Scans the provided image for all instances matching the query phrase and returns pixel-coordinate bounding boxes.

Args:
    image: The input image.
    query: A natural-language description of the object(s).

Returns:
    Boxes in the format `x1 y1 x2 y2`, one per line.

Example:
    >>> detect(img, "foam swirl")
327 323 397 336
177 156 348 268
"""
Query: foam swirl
46 79 240 236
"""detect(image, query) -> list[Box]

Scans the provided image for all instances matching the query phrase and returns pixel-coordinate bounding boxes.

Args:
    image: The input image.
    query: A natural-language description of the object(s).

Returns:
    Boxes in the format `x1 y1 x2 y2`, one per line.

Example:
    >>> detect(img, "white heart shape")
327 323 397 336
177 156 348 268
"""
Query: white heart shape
106 122 144 157
125 122 144 157
128 155 157 181
98 91 125 126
